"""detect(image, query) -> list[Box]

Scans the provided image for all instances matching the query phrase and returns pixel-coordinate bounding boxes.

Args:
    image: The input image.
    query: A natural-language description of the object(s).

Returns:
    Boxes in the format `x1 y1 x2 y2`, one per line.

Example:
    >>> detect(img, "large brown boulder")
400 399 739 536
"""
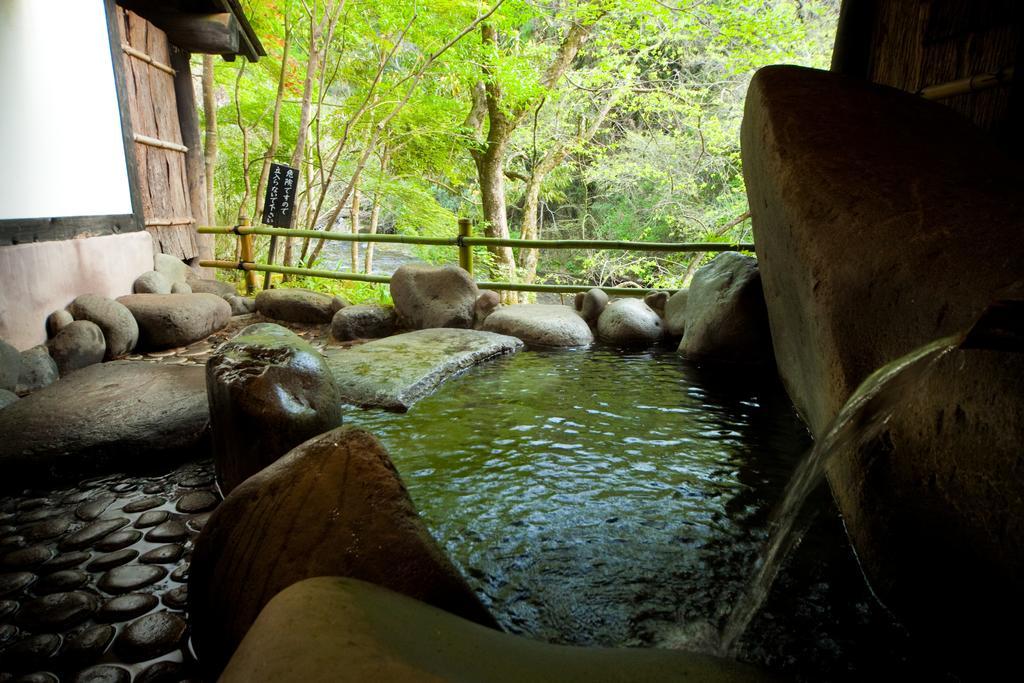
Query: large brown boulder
189 427 496 674
206 323 342 493
742 65 1024 664
390 264 479 329
255 288 346 324
221 577 773 683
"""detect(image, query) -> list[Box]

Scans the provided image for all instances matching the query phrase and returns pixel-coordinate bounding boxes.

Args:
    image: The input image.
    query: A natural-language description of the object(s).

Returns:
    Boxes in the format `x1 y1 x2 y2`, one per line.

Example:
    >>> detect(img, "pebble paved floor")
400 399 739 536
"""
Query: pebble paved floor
0 314 344 681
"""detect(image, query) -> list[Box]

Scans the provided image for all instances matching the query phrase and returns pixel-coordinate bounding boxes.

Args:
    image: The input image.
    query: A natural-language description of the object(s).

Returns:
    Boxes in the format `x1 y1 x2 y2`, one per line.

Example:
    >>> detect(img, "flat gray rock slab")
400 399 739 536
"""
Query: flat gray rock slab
482 304 594 348
324 329 522 411
0 361 209 486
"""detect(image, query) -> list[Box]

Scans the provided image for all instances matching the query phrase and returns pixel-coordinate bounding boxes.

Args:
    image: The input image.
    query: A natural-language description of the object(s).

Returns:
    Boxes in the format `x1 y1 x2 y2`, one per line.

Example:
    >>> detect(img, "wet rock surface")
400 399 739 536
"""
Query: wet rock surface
15 346 59 396
132 271 172 295
596 298 665 347
254 288 346 324
0 362 210 486
483 304 594 348
47 321 106 376
0 389 18 410
189 426 496 674
678 252 773 364
664 288 689 336
188 279 237 299
207 323 343 493
390 264 479 329
0 460 220 679
576 287 609 325
67 295 139 360
0 340 20 392
330 304 396 341
117 293 231 350
324 328 522 411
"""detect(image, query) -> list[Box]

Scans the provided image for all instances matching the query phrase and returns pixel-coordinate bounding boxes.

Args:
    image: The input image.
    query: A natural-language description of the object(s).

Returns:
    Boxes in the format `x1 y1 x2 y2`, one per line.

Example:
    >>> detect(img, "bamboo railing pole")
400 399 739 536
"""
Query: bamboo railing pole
458 218 473 274
238 217 257 294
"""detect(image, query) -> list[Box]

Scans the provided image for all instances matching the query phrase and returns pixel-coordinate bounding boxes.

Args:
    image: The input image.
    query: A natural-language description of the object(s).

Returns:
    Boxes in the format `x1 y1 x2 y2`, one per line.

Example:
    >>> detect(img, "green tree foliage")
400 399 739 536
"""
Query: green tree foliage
202 0 838 296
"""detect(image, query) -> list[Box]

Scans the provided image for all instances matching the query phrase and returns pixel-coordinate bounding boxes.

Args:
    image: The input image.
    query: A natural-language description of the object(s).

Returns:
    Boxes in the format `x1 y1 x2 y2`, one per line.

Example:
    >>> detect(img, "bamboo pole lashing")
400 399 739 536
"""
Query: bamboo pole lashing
121 43 176 76
134 134 189 154
919 66 1015 100
145 217 195 227
237 217 257 294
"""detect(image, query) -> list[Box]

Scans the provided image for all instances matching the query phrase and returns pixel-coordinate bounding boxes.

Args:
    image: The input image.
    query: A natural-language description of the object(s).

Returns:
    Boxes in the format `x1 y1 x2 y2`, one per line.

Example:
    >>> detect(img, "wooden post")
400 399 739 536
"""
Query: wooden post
238 216 257 294
458 218 473 275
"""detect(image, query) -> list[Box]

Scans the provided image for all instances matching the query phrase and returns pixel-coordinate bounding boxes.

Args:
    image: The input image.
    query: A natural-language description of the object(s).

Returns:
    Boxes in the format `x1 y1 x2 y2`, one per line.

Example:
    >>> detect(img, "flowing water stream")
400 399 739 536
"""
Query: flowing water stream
345 346 937 678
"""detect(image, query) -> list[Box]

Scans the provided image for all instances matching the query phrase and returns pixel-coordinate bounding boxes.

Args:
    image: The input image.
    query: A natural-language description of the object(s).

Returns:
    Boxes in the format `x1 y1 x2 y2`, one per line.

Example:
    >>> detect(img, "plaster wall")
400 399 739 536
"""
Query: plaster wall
0 231 153 349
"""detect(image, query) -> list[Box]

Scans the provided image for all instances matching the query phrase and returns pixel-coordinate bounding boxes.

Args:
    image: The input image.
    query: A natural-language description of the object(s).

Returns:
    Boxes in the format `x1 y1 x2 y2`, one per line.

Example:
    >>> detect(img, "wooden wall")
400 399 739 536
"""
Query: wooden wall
834 0 1021 144
116 7 198 259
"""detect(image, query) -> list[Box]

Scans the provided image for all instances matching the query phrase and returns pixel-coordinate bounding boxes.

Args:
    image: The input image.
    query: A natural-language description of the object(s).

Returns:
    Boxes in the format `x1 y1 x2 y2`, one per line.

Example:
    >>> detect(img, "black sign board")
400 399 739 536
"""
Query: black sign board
261 163 299 228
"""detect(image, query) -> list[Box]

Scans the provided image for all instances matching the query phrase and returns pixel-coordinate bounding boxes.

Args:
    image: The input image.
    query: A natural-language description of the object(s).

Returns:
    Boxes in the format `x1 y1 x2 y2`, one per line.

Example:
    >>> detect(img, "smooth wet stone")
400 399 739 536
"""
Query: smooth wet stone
576 287 609 325
86 549 139 572
190 427 495 672
162 585 188 610
330 305 397 341
71 665 129 683
15 346 59 396
41 552 90 573
154 253 193 284
2 547 55 570
0 622 18 645
140 544 184 565
225 295 256 317
474 290 500 325
171 281 193 294
144 521 186 543
0 572 37 596
678 252 773 364
133 511 169 529
170 563 189 584
61 519 130 551
0 362 210 485
189 278 237 298
175 491 217 514
122 497 165 513
207 323 343 494
98 593 159 622
664 288 689 336
177 472 213 488
134 271 172 295
185 514 210 534
47 320 105 376
0 599 19 619
63 624 116 667
45 310 74 339
390 264 478 329
97 565 167 594
94 531 141 553
1 340 22 392
15 507 63 524
116 293 231 350
324 329 522 412
75 495 116 522
67 295 140 360
483 304 594 348
254 288 346 324
644 290 669 316
13 671 59 683
0 535 26 551
135 660 185 683
24 517 72 542
17 591 98 632
0 388 19 410
0 633 61 672
115 611 186 662
221 577 773 683
34 570 88 594
596 298 665 347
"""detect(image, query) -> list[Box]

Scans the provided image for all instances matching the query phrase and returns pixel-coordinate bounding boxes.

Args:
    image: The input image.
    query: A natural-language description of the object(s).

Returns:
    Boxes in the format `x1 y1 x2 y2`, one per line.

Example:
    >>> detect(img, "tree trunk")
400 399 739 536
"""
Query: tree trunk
255 21 291 219
364 191 381 274
474 143 517 302
202 55 217 228
350 178 360 272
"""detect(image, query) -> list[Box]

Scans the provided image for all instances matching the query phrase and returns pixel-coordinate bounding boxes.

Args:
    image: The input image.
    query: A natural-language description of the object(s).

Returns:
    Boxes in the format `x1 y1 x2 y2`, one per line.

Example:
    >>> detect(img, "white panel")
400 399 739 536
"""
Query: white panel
0 0 134 219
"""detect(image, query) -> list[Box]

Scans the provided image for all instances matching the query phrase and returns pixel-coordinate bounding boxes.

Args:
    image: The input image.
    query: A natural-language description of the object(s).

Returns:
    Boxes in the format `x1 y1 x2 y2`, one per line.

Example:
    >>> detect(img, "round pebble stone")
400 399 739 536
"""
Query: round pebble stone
33 569 88 594
15 672 60 683
144 521 186 543
0 572 37 597
75 495 116 522
133 511 169 529
0 633 62 673
15 508 63 524
141 484 165 495
23 517 72 541
175 491 217 514
62 624 116 666
0 598 19 619
122 497 165 514
60 519 130 551
1 622 20 644
110 483 138 494
177 473 213 488
97 593 158 622
185 514 210 533
97 565 167 594
115 611 186 662
169 563 189 583
135 659 185 683
2 547 55 570
139 544 184 565
71 665 130 683
16 499 47 512
40 551 91 574
162 585 187 610
86 549 139 572
61 490 94 505
17 591 98 632
94 531 142 553
1 536 27 551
